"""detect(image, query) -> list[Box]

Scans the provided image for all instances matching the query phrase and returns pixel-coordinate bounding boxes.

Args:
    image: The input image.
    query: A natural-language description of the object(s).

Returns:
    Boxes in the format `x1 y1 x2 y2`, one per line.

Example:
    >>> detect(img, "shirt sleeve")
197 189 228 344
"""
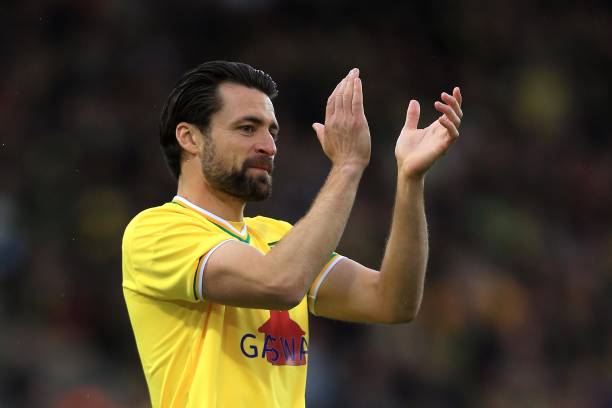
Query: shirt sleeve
122 211 234 302
227 215 346 313
307 252 346 315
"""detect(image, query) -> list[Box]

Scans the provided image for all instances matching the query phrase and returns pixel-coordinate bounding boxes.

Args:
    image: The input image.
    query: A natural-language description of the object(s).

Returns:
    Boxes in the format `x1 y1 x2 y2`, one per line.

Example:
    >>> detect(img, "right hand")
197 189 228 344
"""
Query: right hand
312 68 371 170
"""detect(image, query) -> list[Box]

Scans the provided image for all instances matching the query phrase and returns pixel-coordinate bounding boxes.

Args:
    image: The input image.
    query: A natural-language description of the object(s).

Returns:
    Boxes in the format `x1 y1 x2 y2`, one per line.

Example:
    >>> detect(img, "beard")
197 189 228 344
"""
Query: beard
201 139 273 202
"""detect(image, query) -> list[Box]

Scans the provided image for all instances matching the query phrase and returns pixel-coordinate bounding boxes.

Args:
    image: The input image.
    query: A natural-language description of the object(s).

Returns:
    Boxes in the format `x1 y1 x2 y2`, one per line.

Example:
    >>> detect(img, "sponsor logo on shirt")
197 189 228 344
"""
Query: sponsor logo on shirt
240 311 308 366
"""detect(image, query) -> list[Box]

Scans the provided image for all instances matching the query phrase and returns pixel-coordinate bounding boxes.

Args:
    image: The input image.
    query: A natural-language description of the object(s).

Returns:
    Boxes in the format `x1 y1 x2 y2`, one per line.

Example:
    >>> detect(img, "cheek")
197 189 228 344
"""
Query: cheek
228 144 251 170
210 136 250 171
205 140 234 168
225 148 244 169
221 150 245 172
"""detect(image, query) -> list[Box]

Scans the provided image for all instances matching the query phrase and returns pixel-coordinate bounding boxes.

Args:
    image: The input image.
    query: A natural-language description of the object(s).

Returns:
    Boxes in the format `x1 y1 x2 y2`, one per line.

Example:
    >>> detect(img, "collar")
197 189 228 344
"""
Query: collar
172 195 250 242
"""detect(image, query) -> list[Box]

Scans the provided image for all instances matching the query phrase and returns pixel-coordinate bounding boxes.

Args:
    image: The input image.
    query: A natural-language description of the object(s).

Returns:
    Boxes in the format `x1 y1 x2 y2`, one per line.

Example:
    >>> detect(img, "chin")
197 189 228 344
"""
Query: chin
256 184 273 200
247 181 272 202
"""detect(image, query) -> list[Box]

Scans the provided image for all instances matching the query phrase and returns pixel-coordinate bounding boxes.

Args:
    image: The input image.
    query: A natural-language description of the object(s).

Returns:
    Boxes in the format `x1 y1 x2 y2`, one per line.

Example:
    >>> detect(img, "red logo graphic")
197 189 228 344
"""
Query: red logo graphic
257 311 307 366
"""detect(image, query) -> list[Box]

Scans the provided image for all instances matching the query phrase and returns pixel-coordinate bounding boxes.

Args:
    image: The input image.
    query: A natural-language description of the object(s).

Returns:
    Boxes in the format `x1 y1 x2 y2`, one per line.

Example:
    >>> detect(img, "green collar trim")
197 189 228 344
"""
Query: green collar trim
212 223 251 243
170 200 250 243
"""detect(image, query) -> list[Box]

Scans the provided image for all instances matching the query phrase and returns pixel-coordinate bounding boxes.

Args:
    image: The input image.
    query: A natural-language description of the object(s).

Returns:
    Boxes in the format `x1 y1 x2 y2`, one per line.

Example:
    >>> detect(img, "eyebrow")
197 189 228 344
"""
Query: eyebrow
234 115 279 132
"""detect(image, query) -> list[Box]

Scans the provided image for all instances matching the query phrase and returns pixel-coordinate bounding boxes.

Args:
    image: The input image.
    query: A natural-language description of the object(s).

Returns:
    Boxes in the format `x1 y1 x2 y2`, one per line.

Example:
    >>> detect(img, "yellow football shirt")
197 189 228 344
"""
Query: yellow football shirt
122 195 344 408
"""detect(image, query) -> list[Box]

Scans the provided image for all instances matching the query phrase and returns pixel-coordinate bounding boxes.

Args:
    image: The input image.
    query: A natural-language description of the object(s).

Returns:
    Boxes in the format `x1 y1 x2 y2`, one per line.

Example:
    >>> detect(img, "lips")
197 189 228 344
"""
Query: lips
250 165 271 173
245 156 274 173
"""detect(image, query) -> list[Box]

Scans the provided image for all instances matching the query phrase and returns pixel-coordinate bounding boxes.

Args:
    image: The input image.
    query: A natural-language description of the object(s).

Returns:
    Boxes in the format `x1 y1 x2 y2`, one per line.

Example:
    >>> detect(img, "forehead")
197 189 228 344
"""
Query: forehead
214 82 276 123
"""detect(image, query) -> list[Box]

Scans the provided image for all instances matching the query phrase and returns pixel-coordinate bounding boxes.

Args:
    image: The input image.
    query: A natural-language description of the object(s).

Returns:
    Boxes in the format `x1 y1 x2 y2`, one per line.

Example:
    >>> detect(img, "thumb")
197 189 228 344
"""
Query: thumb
312 122 325 145
404 99 420 130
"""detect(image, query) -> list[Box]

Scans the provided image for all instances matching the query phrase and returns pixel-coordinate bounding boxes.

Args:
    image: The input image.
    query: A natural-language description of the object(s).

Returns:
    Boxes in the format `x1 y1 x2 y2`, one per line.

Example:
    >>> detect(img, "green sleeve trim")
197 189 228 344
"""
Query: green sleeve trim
193 255 203 301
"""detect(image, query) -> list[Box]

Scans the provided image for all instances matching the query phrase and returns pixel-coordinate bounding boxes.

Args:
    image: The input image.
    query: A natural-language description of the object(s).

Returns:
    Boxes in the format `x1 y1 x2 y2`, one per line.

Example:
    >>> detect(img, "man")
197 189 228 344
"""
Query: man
122 61 463 407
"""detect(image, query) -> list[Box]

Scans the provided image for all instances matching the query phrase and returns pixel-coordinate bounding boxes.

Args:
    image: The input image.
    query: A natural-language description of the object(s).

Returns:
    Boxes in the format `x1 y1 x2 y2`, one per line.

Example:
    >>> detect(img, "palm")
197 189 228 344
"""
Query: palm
395 120 451 177
395 94 462 177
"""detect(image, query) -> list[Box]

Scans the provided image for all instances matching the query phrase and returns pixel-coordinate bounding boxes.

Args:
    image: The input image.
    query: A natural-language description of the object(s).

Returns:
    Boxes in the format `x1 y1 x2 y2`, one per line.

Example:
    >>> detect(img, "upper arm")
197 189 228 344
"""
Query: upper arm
203 239 308 310
309 257 393 323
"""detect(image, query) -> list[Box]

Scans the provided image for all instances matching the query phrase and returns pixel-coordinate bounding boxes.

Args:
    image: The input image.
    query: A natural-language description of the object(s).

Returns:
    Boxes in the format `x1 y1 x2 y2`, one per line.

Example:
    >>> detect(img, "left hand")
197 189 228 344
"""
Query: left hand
395 87 463 179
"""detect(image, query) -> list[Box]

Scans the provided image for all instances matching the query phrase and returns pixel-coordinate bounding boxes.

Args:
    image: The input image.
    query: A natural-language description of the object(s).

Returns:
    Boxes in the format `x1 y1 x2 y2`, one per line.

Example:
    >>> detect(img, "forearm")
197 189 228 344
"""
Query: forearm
260 164 363 302
378 171 428 322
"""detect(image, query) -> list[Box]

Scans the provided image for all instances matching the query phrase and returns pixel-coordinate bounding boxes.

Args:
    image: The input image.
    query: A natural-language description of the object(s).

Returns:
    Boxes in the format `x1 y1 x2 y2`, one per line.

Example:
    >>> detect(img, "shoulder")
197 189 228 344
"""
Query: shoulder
125 202 194 232
123 202 220 246
246 216 293 243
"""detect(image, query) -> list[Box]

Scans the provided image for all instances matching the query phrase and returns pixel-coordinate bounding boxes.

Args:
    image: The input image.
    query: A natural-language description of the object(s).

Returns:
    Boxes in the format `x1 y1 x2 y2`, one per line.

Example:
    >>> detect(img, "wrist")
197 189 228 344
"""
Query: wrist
331 162 367 177
397 163 426 184
396 168 425 201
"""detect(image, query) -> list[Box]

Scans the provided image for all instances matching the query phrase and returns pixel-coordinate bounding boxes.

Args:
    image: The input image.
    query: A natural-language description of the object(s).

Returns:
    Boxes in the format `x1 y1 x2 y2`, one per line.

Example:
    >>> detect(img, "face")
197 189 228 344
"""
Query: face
200 82 279 201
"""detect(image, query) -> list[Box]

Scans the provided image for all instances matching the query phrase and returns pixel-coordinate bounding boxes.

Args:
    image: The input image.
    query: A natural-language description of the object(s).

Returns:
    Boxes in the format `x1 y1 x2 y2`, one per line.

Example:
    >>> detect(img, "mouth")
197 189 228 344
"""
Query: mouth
245 156 274 174
249 165 272 173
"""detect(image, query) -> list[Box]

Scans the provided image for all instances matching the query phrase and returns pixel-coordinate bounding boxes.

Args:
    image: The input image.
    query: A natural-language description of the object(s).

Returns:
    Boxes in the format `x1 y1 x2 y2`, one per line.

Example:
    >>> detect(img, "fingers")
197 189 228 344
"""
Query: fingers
434 100 461 128
336 69 355 116
332 76 348 115
352 77 364 116
326 73 350 119
326 69 359 120
343 68 358 113
326 80 343 119
404 99 421 130
453 86 462 106
441 90 463 119
438 115 459 138
312 122 325 145
434 86 462 138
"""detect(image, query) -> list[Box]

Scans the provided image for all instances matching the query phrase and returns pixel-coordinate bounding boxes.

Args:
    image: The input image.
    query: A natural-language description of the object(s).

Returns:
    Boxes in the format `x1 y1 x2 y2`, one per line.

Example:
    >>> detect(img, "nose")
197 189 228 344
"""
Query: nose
255 132 277 157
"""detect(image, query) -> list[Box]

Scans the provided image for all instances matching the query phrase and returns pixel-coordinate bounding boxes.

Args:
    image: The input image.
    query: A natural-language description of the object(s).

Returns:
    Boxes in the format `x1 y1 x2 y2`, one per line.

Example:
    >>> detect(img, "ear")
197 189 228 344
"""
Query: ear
176 122 202 155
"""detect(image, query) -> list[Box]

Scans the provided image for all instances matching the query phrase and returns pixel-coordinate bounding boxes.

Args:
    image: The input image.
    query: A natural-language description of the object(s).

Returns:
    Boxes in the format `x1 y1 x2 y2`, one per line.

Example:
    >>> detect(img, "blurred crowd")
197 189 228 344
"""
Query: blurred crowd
1 1 611 406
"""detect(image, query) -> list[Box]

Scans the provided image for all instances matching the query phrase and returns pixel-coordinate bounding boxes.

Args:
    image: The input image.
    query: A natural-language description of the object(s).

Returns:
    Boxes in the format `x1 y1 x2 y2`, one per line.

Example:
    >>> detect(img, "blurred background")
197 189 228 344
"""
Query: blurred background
1 0 611 406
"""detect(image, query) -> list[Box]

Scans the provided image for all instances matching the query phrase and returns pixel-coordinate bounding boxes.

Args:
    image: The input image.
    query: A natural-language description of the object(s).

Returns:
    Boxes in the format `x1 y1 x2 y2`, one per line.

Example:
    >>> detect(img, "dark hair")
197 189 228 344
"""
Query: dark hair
159 61 278 179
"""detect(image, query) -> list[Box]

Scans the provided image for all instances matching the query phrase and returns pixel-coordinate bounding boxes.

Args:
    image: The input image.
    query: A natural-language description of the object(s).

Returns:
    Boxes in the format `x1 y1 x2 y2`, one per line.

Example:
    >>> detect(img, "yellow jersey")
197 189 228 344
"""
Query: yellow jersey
122 195 344 408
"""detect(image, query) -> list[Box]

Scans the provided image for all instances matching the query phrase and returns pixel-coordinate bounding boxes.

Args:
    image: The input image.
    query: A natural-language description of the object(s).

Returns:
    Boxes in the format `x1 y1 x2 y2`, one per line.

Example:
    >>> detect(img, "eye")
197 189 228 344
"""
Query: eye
239 125 256 134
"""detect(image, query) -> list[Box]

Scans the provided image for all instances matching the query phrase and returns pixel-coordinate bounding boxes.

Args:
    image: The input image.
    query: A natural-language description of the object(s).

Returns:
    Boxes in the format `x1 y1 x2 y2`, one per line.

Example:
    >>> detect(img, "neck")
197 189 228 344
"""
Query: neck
177 173 246 223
